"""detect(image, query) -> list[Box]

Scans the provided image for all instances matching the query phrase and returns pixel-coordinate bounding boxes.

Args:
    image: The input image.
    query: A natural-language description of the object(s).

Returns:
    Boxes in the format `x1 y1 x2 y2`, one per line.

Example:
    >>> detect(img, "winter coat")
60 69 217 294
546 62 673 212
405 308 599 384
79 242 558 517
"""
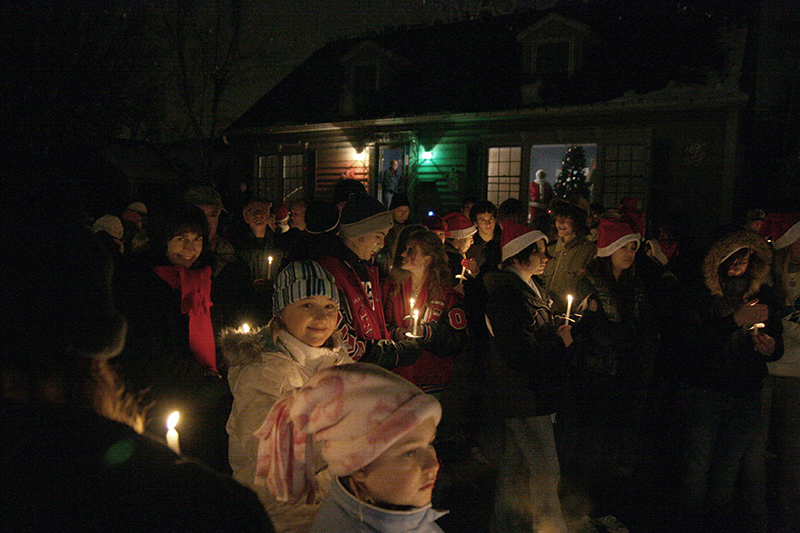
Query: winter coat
571 265 655 379
483 267 567 418
681 229 784 397
542 234 596 314
221 328 351 533
383 276 468 391
113 251 220 410
311 477 446 533
1 402 273 532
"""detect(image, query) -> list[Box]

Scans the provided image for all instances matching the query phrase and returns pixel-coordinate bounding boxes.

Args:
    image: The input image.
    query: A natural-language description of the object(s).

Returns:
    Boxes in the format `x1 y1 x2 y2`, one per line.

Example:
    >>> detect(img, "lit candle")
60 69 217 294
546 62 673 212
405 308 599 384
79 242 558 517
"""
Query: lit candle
564 294 573 326
267 256 273 279
241 323 250 333
166 411 180 454
751 322 765 334
456 265 467 284
412 309 420 337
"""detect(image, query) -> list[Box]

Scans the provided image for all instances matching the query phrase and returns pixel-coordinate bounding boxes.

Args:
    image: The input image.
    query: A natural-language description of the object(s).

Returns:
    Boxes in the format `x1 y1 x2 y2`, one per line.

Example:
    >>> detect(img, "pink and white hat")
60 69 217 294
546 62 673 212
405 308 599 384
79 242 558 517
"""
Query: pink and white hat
501 220 548 261
597 217 641 257
442 211 477 240
759 213 800 249
253 363 441 503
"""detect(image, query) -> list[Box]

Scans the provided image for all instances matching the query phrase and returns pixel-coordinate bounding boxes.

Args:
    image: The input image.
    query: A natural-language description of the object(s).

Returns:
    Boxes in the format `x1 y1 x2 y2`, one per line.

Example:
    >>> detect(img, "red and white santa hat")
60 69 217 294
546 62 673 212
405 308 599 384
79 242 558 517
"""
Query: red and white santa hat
597 217 641 257
759 213 800 249
646 239 679 266
501 219 548 261
442 211 477 240
273 203 290 224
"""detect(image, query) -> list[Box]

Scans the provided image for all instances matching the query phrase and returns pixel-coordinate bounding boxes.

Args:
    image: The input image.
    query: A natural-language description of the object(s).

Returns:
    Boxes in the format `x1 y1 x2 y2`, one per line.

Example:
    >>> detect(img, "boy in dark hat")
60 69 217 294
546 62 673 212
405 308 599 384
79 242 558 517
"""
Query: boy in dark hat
316 192 422 369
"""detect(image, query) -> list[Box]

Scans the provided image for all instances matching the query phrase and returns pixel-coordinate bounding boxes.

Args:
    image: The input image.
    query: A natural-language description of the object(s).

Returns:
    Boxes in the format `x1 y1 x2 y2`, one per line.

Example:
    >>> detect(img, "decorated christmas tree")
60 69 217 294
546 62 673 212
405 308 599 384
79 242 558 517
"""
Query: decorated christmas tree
553 145 591 200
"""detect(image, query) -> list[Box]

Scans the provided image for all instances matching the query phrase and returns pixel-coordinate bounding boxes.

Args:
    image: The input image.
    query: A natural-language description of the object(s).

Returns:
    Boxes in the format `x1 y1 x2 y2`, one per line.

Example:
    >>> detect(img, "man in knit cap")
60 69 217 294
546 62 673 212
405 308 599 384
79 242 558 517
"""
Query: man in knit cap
316 192 422 369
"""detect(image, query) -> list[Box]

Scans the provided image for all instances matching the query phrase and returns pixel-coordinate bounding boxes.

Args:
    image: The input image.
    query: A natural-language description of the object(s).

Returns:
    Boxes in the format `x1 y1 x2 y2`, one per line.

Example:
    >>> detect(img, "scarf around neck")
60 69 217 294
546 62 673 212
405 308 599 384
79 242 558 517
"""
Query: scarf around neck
153 264 217 372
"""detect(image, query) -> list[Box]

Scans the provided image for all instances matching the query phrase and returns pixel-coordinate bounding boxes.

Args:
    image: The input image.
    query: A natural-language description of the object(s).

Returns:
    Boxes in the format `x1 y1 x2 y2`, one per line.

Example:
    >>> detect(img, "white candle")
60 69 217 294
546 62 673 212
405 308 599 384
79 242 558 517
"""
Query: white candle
166 411 180 454
412 309 420 337
456 265 467 284
268 256 273 279
565 294 573 326
751 322 765 334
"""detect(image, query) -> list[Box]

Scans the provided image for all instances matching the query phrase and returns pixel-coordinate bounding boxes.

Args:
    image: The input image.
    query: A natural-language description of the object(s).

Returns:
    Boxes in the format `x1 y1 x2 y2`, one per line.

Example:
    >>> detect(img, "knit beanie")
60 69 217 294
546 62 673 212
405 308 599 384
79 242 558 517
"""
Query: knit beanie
126 201 148 217
92 215 124 241
442 211 477 240
389 192 410 210
596 217 641 257
501 220 548 261
338 192 393 240
759 213 800 249
184 185 226 212
305 200 341 234
332 178 367 206
254 363 441 502
273 260 339 314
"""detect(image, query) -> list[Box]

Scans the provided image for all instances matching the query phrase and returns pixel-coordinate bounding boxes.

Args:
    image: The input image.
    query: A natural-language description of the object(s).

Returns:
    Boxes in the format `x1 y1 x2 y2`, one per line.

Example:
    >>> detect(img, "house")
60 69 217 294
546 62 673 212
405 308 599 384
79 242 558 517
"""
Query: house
224 3 752 234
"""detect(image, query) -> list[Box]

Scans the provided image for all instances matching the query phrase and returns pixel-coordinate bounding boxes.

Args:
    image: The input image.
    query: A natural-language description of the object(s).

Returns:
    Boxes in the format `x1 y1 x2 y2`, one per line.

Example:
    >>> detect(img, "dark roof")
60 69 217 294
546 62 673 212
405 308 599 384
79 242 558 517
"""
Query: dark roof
230 2 734 130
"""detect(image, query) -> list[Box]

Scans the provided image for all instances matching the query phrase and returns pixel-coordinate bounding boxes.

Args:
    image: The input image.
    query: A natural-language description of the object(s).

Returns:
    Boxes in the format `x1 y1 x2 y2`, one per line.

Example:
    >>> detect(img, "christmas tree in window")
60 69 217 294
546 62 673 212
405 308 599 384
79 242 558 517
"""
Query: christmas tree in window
553 145 591 200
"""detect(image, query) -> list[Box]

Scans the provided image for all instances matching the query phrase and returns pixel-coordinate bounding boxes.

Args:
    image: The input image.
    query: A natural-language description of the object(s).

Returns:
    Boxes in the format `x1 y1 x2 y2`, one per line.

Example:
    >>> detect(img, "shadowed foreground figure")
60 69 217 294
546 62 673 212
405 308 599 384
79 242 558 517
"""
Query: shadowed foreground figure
0 184 273 532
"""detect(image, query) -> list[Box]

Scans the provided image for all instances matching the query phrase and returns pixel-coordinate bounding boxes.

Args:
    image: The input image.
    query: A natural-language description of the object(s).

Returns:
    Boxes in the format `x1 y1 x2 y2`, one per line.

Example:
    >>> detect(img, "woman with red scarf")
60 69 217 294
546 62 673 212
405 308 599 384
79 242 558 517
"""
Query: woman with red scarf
114 201 231 472
382 228 468 394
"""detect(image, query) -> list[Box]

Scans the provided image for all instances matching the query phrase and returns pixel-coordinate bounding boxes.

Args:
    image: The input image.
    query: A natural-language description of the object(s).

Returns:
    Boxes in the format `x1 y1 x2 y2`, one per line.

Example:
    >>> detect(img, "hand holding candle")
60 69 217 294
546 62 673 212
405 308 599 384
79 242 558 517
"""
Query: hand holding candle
412 309 420 337
564 294 573 326
166 411 180 454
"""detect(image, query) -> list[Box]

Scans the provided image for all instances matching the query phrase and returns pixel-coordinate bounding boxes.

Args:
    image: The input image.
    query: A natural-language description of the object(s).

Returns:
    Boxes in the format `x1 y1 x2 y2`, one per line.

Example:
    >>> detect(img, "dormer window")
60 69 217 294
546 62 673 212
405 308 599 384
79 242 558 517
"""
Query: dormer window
518 14 590 79
353 63 378 103
534 40 571 75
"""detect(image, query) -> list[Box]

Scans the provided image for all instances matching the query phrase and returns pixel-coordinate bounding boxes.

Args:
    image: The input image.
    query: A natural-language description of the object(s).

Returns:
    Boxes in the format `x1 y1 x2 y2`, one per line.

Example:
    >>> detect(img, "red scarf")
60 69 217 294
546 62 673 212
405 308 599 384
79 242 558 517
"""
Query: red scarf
317 256 390 341
153 264 217 372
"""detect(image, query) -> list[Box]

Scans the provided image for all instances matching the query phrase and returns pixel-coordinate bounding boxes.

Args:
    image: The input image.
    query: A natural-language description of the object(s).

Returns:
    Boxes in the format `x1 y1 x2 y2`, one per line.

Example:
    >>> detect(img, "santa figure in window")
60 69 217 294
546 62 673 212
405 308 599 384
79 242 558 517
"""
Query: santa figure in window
529 169 554 222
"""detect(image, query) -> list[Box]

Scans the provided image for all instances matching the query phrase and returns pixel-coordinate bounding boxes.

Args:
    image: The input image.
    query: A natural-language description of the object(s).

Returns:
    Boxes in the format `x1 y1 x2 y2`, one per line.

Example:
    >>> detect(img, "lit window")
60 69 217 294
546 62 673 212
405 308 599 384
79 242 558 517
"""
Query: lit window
487 147 522 206
256 153 306 200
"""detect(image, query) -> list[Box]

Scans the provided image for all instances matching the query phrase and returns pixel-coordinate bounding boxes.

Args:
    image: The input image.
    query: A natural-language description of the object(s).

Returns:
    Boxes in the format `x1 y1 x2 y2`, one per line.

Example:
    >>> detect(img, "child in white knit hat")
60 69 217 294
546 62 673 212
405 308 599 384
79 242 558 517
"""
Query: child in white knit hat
255 363 446 533
221 260 352 532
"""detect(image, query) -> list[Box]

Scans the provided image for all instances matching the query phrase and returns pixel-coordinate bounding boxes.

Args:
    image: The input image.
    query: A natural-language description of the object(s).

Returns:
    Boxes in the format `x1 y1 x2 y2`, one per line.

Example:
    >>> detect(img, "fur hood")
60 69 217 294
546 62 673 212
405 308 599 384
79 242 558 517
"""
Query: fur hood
219 326 283 368
702 229 772 297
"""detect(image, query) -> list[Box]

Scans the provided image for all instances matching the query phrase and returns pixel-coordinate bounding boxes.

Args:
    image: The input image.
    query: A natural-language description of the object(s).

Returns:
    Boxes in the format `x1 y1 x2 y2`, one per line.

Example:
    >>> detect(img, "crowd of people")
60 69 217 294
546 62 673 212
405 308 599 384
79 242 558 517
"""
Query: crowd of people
5 176 799 533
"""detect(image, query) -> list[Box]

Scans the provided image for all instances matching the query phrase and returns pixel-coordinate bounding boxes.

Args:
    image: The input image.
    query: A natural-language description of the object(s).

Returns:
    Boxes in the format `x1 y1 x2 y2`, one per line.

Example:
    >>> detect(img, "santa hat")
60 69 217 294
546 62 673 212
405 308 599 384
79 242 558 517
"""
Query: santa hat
273 203 289 224
501 220 548 261
646 239 679 265
442 211 477 240
254 364 441 503
421 214 451 237
597 217 641 257
338 192 393 239
759 213 800 249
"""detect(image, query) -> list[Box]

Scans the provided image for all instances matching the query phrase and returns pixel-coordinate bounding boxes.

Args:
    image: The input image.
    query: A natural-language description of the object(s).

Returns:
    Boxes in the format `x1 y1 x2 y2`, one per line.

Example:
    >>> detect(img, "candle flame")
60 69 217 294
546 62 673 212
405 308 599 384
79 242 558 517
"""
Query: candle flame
268 256 273 264
410 297 415 309
167 411 179 431
413 309 419 319
241 323 250 333
567 294 574 303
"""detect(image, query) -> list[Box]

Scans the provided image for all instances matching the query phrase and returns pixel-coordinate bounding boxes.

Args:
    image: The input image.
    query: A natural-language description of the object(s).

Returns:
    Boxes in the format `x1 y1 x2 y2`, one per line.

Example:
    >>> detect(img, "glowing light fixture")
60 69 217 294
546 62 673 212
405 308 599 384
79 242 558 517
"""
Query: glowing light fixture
421 150 433 160
427 210 435 217
353 149 366 161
